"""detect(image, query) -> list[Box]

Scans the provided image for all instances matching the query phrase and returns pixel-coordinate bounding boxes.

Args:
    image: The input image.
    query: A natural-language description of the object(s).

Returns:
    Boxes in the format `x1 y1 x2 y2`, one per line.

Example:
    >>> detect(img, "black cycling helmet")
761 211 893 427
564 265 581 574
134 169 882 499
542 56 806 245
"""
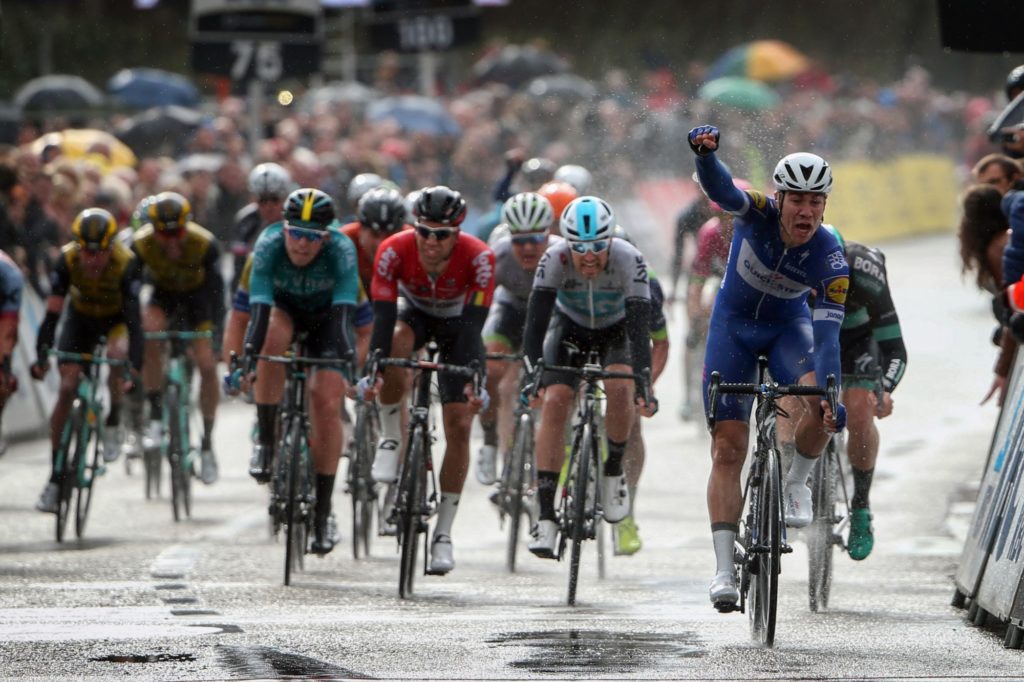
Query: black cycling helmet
413 185 467 226
521 157 557 187
146 191 192 233
283 187 335 230
357 187 406 234
72 208 118 251
1007 65 1024 101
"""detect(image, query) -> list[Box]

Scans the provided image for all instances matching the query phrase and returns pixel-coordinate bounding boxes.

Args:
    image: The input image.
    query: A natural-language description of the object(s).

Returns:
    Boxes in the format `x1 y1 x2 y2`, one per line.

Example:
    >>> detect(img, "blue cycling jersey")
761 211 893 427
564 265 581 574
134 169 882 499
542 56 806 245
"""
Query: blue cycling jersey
695 153 848 413
249 223 360 311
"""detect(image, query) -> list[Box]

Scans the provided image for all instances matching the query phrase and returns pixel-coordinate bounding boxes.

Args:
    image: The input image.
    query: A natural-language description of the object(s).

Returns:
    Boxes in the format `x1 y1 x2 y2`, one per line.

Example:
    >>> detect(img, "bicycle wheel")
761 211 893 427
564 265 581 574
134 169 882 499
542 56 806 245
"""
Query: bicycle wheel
75 421 101 538
284 416 306 586
166 385 189 522
351 403 379 559
808 440 838 612
144 440 161 499
505 413 532 573
55 402 84 543
749 449 782 647
567 422 594 606
398 424 426 599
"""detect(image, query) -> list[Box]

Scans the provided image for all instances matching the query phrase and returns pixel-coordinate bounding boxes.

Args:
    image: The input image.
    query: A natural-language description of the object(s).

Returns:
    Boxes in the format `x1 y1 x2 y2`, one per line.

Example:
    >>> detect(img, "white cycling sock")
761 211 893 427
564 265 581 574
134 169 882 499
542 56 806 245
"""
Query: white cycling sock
434 493 460 539
378 402 402 442
786 451 817 486
712 529 736 573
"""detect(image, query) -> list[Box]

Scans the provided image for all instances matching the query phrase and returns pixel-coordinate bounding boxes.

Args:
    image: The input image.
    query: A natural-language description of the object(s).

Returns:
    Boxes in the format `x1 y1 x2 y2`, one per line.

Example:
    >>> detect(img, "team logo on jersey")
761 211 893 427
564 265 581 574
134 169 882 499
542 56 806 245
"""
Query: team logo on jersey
825 276 849 305
827 250 847 271
746 190 767 211
736 240 808 299
376 246 398 279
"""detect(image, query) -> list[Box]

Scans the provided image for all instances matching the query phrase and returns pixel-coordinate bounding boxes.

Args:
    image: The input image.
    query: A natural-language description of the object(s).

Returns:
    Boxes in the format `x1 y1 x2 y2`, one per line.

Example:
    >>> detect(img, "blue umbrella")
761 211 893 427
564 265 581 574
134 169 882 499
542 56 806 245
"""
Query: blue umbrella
366 96 460 136
107 68 200 109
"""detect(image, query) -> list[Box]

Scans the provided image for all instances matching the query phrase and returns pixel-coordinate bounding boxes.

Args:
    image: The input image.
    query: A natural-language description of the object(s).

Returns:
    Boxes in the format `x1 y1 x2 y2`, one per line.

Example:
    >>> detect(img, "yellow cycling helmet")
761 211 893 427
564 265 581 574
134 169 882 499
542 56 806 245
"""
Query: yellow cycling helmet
146 191 192 233
71 208 118 251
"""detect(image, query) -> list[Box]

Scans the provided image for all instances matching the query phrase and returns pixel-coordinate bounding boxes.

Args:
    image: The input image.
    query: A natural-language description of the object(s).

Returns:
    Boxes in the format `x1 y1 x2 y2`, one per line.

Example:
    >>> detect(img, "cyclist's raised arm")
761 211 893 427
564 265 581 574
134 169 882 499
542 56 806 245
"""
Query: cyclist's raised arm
688 125 750 216
121 257 145 373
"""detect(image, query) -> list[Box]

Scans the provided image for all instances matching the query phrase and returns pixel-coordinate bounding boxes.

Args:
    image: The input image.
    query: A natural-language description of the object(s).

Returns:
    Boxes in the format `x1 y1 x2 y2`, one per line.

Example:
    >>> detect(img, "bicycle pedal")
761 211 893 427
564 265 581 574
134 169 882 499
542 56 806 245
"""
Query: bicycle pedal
781 543 793 554
713 600 741 614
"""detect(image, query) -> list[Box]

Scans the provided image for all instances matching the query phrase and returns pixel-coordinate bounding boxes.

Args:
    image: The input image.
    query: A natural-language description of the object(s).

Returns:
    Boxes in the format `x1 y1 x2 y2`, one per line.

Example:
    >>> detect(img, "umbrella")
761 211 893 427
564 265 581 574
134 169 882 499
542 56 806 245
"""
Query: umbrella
107 68 200 109
473 45 567 88
301 81 379 113
366 96 460 136
698 77 780 111
526 74 598 102
706 40 809 83
27 129 137 169
115 105 204 157
988 91 1024 143
14 75 104 112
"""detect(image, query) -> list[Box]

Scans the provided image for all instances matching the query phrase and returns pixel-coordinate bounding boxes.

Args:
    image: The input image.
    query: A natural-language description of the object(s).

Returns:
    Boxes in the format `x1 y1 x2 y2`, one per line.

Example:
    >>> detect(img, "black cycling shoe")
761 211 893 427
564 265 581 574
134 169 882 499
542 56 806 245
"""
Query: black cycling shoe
248 444 272 484
310 513 337 556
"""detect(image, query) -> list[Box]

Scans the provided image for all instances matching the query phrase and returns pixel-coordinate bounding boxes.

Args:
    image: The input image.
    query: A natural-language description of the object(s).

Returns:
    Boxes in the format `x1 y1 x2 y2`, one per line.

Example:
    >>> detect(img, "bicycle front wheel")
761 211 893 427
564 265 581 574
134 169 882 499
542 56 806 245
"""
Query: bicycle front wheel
505 413 532 573
75 421 101 538
567 422 594 606
749 448 782 647
351 402 379 559
284 416 307 586
166 385 190 522
55 401 85 543
808 439 839 612
398 424 426 599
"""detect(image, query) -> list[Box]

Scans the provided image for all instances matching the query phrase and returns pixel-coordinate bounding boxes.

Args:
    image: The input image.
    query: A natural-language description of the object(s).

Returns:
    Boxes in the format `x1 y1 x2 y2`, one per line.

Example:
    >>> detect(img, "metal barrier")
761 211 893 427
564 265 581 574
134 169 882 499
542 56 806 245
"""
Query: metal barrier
953 349 1024 648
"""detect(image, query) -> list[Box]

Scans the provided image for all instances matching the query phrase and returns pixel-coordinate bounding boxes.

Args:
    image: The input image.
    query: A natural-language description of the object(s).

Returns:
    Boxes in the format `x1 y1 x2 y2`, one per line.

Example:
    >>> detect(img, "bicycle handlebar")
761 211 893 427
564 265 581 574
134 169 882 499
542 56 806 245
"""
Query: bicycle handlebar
375 356 479 379
705 370 839 430
144 330 213 341
47 348 131 367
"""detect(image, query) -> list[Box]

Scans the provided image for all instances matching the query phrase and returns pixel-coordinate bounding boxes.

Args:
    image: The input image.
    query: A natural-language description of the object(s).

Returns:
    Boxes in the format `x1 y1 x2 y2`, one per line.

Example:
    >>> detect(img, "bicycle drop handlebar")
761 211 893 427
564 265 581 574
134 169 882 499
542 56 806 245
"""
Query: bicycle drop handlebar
706 370 839 429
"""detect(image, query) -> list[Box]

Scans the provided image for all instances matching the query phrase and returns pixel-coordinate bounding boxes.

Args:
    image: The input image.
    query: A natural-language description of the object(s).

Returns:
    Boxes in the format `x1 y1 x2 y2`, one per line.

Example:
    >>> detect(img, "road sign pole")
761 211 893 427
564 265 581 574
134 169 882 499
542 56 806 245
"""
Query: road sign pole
418 51 437 97
248 78 263 161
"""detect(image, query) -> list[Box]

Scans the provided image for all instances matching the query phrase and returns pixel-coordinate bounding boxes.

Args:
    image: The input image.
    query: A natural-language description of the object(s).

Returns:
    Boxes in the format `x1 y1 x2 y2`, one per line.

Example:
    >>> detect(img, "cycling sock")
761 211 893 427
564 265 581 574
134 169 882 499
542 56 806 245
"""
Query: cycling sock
785 451 817 485
481 421 498 447
315 473 335 520
148 391 162 418
603 438 627 477
106 402 120 427
201 418 214 450
379 402 402 442
256 404 278 447
628 484 638 516
49 450 59 483
537 471 559 521
434 493 460 538
851 467 874 510
712 524 739 573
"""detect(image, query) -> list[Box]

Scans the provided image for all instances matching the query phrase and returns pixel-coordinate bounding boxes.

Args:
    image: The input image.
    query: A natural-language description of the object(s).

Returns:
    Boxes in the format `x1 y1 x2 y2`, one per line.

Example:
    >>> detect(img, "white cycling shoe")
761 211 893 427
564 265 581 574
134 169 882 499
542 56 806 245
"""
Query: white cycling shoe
528 519 559 559
709 570 740 610
35 482 59 514
475 444 498 485
427 534 454 575
784 481 814 528
602 472 630 523
371 438 400 483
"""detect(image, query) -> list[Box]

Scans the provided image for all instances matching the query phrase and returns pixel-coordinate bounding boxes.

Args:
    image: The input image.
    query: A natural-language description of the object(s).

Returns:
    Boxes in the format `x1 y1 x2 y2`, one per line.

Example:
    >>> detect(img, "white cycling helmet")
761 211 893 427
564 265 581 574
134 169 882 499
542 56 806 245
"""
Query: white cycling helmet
554 164 593 195
560 196 614 242
347 172 384 205
772 152 833 195
502 192 553 233
248 163 292 199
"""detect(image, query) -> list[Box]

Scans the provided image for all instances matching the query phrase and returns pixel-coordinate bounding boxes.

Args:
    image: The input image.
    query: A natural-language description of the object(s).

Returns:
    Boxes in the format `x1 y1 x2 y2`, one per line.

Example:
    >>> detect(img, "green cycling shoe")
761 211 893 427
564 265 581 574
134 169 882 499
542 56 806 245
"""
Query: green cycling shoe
847 508 874 561
614 515 642 556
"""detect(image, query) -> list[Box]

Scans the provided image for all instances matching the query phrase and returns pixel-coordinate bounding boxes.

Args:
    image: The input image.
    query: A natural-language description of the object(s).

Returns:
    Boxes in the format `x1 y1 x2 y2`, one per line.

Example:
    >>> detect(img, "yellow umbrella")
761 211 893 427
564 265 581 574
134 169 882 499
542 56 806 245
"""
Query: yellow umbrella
28 129 138 170
748 40 809 82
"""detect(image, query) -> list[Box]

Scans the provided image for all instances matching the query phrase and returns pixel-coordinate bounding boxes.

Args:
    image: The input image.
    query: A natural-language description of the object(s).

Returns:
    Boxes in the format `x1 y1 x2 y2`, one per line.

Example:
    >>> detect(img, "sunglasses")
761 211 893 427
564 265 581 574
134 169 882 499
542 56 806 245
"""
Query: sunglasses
285 225 326 243
511 232 547 246
415 224 456 241
569 239 610 254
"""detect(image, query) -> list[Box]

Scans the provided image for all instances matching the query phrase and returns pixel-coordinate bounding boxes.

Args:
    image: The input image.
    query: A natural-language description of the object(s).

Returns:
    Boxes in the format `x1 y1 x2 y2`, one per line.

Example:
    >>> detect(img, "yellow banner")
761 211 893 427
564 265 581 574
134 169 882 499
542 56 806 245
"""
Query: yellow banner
825 155 959 243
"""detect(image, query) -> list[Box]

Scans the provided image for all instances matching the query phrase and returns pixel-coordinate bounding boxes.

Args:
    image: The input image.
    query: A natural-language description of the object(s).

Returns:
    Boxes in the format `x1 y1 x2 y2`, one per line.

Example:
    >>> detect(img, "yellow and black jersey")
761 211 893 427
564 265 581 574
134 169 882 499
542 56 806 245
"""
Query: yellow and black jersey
132 222 220 293
50 241 142 318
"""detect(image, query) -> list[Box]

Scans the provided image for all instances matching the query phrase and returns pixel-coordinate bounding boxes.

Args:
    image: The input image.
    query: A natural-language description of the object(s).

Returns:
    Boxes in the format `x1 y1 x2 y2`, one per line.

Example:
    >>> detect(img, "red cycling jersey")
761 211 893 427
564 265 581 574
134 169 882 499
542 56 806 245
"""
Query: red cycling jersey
340 222 375 292
371 230 495 318
691 217 731 284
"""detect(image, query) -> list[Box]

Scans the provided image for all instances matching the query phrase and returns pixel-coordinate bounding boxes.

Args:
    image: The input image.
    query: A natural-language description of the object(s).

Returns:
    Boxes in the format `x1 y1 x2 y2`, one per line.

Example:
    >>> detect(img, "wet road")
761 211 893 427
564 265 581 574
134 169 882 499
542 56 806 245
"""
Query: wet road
1 234 1022 679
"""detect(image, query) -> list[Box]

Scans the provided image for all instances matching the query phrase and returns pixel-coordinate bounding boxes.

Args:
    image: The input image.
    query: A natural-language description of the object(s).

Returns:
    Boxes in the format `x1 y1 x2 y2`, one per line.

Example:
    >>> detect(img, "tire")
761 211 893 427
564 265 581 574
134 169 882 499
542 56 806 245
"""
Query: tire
951 588 968 609
351 403 379 559
284 416 305 586
75 422 101 538
808 441 838 612
399 424 426 599
55 402 84 543
505 413 531 573
749 449 782 648
567 422 594 606
166 385 189 522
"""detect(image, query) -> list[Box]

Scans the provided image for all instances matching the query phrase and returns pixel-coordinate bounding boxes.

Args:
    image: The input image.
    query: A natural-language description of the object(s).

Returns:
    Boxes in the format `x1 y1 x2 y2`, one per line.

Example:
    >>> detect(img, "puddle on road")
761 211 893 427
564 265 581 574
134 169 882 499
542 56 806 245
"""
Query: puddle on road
490 629 704 675
217 644 372 679
90 652 196 663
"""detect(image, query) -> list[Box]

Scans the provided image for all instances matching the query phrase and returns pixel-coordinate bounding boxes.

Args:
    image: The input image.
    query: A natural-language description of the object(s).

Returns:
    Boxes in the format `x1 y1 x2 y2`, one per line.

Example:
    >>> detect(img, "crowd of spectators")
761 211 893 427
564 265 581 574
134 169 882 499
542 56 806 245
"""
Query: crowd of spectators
0 50 1017 299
